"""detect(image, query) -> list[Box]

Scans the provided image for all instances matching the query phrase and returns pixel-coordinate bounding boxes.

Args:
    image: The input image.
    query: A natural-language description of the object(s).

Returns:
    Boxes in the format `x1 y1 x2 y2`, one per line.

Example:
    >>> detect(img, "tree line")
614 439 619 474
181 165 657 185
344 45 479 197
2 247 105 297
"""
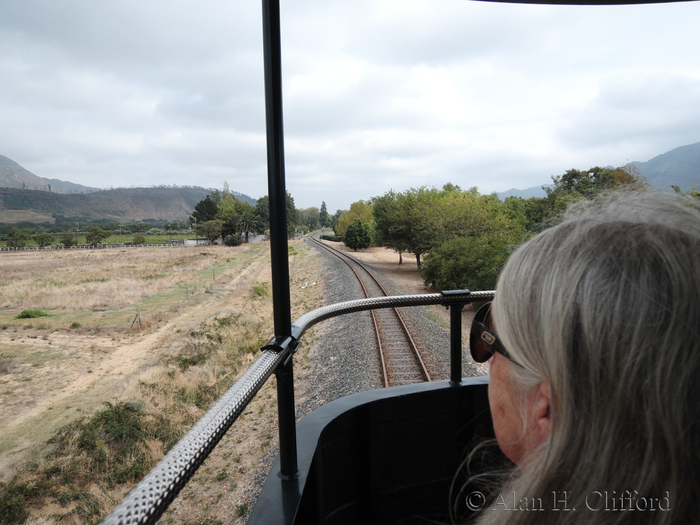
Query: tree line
333 165 658 292
187 183 343 245
0 221 194 248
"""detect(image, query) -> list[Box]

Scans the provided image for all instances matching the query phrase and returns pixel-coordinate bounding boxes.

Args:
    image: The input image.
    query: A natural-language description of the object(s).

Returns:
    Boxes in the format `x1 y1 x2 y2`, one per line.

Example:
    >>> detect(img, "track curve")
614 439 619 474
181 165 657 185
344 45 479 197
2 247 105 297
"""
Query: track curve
307 236 431 387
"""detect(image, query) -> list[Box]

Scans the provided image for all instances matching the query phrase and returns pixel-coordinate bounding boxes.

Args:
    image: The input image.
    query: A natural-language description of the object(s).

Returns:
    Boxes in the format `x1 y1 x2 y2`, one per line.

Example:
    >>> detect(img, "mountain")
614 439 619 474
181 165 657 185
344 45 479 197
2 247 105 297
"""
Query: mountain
498 186 547 200
0 187 208 224
498 142 700 200
0 155 99 194
0 155 256 224
631 142 700 193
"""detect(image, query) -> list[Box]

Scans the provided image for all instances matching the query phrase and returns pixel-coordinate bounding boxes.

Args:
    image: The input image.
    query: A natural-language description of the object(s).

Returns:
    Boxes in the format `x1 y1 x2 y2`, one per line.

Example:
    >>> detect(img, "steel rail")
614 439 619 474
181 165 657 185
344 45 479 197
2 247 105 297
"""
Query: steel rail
307 237 391 384
308 236 431 385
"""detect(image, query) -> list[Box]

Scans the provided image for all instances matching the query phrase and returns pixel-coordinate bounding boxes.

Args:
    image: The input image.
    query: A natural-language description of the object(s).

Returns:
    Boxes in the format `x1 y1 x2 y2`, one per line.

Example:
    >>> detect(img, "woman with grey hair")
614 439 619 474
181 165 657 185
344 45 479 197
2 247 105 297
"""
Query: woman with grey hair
466 191 700 524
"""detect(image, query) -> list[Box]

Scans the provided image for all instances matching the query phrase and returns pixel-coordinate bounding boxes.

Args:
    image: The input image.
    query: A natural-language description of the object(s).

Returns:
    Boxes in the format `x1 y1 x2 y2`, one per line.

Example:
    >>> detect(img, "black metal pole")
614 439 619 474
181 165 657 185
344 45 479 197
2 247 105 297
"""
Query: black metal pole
449 304 464 385
262 0 298 478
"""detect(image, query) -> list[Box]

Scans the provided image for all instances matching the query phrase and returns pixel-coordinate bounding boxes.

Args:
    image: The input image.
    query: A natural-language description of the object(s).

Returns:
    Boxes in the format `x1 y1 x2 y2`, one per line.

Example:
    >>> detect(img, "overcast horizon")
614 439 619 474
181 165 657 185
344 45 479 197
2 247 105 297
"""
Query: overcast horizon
2 0 699 213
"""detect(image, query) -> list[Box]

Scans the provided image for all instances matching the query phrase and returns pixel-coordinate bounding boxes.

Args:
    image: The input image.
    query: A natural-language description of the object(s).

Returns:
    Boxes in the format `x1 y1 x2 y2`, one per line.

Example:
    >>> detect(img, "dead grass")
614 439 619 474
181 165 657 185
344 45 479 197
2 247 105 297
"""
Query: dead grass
0 239 325 524
0 246 261 316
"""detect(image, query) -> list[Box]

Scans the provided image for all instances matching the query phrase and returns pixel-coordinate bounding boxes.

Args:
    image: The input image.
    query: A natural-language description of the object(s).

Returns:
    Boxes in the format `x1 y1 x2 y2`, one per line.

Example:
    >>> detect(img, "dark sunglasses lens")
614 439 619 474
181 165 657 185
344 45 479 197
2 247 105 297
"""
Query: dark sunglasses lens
470 303 495 363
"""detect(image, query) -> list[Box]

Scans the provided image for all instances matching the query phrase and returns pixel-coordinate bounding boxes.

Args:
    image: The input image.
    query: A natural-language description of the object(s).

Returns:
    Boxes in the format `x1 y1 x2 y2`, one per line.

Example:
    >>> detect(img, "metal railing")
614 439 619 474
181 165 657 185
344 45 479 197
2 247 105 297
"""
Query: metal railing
100 289 494 524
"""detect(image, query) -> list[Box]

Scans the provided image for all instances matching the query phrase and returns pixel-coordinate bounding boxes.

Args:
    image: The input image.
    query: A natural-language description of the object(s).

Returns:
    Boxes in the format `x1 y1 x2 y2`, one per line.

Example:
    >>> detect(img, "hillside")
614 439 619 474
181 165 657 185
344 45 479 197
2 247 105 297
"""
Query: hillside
0 187 255 224
631 142 700 192
0 155 257 224
0 155 99 194
498 142 700 200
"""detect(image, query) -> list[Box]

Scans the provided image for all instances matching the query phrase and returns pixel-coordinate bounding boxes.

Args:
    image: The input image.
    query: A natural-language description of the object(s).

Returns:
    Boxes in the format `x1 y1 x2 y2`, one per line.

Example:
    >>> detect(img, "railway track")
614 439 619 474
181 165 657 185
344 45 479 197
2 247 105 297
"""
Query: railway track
307 235 431 387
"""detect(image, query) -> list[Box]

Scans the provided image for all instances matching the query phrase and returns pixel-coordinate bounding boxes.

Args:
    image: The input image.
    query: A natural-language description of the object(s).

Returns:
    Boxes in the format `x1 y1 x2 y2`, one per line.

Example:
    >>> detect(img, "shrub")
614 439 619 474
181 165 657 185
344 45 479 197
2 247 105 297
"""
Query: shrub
34 233 55 247
421 234 514 292
59 231 77 247
0 480 32 524
15 309 50 319
4 228 31 249
320 235 342 242
85 227 110 246
224 234 243 247
47 401 151 486
344 219 371 251
132 233 146 245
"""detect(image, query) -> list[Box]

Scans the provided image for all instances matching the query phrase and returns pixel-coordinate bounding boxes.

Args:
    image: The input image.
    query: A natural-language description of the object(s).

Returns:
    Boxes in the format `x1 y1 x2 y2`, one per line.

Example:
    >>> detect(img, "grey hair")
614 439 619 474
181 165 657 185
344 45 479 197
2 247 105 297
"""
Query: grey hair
473 191 700 525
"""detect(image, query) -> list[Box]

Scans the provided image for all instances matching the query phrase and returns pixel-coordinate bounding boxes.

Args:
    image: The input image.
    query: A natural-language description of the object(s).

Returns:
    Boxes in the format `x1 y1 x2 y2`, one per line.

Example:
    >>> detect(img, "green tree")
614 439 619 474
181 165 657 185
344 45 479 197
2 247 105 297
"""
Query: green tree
132 233 146 245
299 207 320 231
371 188 441 269
335 201 373 237
194 220 223 245
344 219 371 251
59 231 76 247
372 191 410 263
4 228 31 248
373 185 525 270
85 227 110 246
34 232 55 247
286 192 300 238
421 230 517 292
319 201 329 228
191 195 219 225
540 166 647 226
235 202 264 243
255 196 270 230
330 209 345 231
217 194 239 238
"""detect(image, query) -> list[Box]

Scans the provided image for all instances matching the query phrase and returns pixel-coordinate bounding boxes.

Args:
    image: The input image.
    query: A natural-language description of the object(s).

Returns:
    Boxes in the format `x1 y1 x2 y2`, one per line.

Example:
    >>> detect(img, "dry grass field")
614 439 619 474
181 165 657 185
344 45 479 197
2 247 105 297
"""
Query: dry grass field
0 240 325 524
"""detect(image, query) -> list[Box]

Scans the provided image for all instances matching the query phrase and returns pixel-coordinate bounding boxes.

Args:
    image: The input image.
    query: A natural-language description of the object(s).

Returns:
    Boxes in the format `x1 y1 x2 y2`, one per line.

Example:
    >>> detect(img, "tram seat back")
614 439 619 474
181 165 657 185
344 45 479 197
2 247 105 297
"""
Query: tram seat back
249 377 494 525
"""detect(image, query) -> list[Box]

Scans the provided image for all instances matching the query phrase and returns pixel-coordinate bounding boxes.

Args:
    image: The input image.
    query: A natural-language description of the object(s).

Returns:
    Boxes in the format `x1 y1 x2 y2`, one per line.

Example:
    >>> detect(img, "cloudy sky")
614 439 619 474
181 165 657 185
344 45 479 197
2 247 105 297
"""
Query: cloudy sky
1 0 699 213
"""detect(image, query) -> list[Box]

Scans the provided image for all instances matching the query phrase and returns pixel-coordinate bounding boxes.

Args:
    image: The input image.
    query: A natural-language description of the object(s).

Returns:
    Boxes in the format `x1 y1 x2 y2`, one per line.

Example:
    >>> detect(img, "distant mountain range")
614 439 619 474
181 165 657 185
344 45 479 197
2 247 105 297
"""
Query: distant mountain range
0 156 255 224
0 155 99 194
498 142 700 200
2 142 698 224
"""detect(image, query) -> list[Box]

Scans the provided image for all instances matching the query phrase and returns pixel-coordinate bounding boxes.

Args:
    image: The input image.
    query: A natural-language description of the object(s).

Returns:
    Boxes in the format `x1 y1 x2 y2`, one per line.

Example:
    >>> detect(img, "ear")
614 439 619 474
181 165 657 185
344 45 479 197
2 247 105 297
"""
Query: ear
532 381 551 442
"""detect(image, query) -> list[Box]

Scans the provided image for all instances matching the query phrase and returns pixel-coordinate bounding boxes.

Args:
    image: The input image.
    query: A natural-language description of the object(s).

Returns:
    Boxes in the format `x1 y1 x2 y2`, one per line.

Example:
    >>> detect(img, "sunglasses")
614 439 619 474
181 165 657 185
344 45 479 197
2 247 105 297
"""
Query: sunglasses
469 302 515 363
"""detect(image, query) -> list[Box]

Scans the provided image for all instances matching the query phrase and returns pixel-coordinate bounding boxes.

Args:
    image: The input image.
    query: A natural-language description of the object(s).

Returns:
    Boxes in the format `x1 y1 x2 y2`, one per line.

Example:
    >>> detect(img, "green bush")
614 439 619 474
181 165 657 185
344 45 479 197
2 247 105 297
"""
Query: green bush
421 234 514 292
34 233 55 247
0 480 33 524
252 283 268 297
48 401 151 487
320 235 342 242
344 219 371 251
59 231 77 247
4 228 31 249
15 309 50 319
224 234 244 246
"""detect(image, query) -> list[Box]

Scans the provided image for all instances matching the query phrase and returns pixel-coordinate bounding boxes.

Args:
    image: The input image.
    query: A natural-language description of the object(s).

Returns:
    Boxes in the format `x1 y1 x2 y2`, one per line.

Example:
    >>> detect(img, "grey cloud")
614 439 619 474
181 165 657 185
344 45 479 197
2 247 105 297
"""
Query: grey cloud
2 0 700 215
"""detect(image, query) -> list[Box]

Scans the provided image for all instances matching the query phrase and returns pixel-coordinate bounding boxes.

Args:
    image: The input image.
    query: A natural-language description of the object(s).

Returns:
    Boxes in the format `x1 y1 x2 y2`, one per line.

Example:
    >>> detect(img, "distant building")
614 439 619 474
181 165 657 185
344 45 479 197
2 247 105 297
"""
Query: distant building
184 238 213 247
184 235 266 247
